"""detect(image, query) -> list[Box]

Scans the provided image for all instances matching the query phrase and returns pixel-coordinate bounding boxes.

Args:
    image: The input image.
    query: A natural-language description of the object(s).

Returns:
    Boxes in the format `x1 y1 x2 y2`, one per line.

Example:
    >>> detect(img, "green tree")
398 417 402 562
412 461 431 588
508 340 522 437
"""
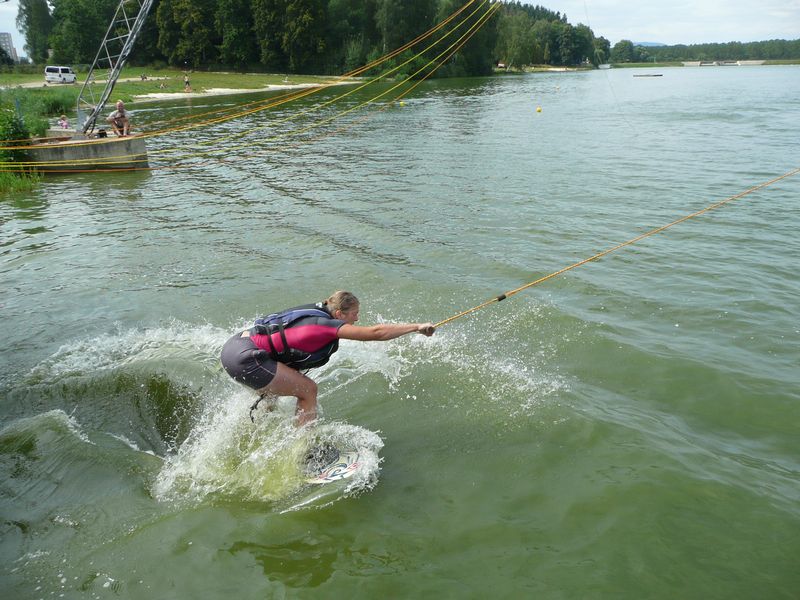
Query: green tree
131 0 165 66
610 39 634 62
325 0 378 72
282 0 327 72
0 47 12 66
155 0 181 65
573 24 594 64
435 0 497 76
16 0 54 64
555 21 575 65
156 0 219 67
531 19 556 65
593 36 610 64
494 9 532 68
215 0 258 69
48 0 119 64
375 0 432 55
252 0 288 69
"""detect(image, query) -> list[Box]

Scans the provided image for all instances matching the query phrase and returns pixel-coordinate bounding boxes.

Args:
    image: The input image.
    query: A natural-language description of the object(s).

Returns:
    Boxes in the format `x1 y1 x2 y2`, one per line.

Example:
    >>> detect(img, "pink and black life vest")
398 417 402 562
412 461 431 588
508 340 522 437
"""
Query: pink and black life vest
251 303 341 370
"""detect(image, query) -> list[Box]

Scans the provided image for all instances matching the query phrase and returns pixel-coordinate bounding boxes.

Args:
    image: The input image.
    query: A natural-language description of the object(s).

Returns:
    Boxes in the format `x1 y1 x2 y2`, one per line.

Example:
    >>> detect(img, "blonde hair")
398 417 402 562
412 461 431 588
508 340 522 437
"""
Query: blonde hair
324 290 359 313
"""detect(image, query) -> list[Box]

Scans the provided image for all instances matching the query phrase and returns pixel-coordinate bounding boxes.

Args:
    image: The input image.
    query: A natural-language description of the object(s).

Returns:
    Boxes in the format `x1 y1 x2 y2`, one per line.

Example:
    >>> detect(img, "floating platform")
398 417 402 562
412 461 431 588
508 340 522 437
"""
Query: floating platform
27 130 148 172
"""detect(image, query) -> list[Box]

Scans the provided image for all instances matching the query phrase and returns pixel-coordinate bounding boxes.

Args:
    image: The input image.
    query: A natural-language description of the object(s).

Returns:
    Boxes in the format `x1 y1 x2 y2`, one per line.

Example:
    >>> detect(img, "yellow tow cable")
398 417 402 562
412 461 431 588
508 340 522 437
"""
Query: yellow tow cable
434 167 800 329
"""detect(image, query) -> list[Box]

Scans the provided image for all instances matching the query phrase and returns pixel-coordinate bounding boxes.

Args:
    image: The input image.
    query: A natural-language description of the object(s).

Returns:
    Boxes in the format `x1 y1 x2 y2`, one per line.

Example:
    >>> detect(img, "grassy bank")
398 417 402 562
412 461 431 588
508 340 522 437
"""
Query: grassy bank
0 68 344 135
0 85 75 136
0 68 346 100
0 68 349 131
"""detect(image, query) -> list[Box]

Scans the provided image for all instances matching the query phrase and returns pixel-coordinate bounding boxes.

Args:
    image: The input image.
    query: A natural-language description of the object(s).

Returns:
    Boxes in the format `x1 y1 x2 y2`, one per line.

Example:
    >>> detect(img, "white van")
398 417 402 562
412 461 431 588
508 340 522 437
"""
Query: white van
44 66 77 84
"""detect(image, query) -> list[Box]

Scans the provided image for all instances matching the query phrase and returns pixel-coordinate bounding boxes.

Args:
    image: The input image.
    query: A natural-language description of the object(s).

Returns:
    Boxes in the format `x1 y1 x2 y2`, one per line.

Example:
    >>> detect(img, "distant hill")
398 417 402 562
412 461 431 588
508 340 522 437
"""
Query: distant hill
634 42 667 47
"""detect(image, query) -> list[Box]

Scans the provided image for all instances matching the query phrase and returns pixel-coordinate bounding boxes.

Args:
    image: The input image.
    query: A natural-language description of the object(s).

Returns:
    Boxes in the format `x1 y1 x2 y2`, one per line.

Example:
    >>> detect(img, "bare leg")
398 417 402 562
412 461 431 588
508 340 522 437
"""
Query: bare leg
256 362 318 426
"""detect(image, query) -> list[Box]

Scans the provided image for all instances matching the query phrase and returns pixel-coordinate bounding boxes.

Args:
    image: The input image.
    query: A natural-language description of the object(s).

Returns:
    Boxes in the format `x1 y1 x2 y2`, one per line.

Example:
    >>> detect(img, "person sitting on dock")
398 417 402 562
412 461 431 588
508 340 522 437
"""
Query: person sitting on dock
106 100 131 137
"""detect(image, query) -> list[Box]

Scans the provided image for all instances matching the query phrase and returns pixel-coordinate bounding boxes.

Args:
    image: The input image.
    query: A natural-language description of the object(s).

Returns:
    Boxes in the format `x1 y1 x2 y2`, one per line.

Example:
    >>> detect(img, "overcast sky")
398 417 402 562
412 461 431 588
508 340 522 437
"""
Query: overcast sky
0 0 798 59
542 0 800 45
0 1 22 55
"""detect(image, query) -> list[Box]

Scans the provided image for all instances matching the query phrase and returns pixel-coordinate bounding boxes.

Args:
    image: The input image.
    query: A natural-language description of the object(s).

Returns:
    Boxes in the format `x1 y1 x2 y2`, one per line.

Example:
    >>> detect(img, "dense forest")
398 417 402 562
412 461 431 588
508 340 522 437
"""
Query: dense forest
15 0 610 75
14 0 799 75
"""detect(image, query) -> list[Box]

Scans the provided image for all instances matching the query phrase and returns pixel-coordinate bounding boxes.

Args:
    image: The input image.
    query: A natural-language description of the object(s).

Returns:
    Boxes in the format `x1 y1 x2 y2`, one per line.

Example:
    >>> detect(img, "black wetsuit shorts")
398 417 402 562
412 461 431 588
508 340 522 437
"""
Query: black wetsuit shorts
220 332 278 390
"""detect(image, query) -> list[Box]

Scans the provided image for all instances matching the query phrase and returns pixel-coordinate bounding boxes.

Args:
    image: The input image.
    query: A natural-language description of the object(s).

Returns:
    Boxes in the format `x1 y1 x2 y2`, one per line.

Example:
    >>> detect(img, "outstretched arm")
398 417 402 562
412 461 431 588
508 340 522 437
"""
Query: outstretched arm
338 322 435 342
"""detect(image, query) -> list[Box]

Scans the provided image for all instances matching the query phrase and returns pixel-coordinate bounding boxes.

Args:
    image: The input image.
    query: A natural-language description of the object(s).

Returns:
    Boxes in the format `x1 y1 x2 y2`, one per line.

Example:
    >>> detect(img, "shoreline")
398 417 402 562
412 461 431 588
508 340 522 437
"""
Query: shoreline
131 81 353 104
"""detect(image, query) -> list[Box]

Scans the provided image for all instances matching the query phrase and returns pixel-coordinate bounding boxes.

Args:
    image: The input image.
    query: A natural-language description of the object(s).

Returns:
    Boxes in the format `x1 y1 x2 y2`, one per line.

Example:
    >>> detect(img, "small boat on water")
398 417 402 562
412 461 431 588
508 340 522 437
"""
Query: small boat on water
25 0 154 173
634 74 663 77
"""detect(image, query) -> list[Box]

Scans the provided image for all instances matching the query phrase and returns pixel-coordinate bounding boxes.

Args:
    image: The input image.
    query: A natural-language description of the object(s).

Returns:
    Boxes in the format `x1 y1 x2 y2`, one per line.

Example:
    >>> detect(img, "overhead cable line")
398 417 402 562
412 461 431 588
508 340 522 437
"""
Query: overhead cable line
157 1 501 164
0 0 482 153
150 0 497 154
433 167 800 329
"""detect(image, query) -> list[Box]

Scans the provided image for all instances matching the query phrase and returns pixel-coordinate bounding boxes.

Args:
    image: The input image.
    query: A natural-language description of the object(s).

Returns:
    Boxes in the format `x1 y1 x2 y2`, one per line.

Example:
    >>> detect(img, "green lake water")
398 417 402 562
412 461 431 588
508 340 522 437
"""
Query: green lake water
1 66 799 598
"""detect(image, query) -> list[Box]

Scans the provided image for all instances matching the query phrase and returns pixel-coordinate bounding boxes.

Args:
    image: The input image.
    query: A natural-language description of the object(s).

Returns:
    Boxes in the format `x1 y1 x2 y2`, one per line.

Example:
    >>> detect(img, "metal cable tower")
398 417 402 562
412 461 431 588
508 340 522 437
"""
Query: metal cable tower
76 0 155 134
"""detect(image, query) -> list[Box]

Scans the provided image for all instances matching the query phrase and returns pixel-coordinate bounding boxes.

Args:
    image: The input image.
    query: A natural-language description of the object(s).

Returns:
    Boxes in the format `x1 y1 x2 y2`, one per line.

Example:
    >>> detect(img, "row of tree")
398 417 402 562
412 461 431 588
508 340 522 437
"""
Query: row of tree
15 0 607 76
610 38 800 64
645 39 800 62
17 0 798 75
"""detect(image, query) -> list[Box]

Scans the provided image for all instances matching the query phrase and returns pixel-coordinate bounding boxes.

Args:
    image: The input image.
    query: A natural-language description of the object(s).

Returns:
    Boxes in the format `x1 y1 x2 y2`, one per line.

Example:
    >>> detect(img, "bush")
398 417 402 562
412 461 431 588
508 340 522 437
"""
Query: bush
0 63 41 75
35 88 75 117
0 107 31 164
392 51 431 81
0 106 39 192
0 88 72 136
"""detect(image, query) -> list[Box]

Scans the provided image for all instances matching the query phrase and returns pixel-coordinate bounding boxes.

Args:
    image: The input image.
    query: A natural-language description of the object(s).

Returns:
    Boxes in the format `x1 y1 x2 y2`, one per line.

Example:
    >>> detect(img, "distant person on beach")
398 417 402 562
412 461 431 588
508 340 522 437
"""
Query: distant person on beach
106 100 130 137
220 291 435 426
57 114 69 129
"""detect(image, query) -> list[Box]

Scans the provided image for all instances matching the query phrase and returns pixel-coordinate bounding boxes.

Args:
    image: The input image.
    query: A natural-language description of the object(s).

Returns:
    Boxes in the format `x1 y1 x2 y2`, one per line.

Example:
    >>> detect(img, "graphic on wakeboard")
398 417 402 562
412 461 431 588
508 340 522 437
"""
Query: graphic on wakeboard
304 444 361 484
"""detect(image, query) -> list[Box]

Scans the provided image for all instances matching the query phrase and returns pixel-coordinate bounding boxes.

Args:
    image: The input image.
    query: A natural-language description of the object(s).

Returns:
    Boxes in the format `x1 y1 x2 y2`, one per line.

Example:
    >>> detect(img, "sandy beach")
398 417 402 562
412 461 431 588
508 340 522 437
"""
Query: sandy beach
132 81 352 104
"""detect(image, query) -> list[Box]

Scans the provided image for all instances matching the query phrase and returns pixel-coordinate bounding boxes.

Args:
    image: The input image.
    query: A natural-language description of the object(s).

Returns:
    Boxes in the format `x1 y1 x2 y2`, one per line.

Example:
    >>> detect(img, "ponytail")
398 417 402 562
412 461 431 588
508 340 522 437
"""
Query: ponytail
323 291 359 314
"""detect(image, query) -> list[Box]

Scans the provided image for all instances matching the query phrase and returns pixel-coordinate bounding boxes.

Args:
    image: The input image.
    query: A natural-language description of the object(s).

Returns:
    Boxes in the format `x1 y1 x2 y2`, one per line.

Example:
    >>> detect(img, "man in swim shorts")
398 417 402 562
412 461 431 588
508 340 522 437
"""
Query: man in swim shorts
106 100 131 136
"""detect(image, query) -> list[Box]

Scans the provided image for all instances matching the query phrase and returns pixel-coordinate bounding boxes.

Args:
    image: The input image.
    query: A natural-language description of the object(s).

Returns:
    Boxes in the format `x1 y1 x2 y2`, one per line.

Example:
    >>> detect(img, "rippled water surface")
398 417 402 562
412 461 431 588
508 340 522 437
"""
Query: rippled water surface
2 66 799 598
